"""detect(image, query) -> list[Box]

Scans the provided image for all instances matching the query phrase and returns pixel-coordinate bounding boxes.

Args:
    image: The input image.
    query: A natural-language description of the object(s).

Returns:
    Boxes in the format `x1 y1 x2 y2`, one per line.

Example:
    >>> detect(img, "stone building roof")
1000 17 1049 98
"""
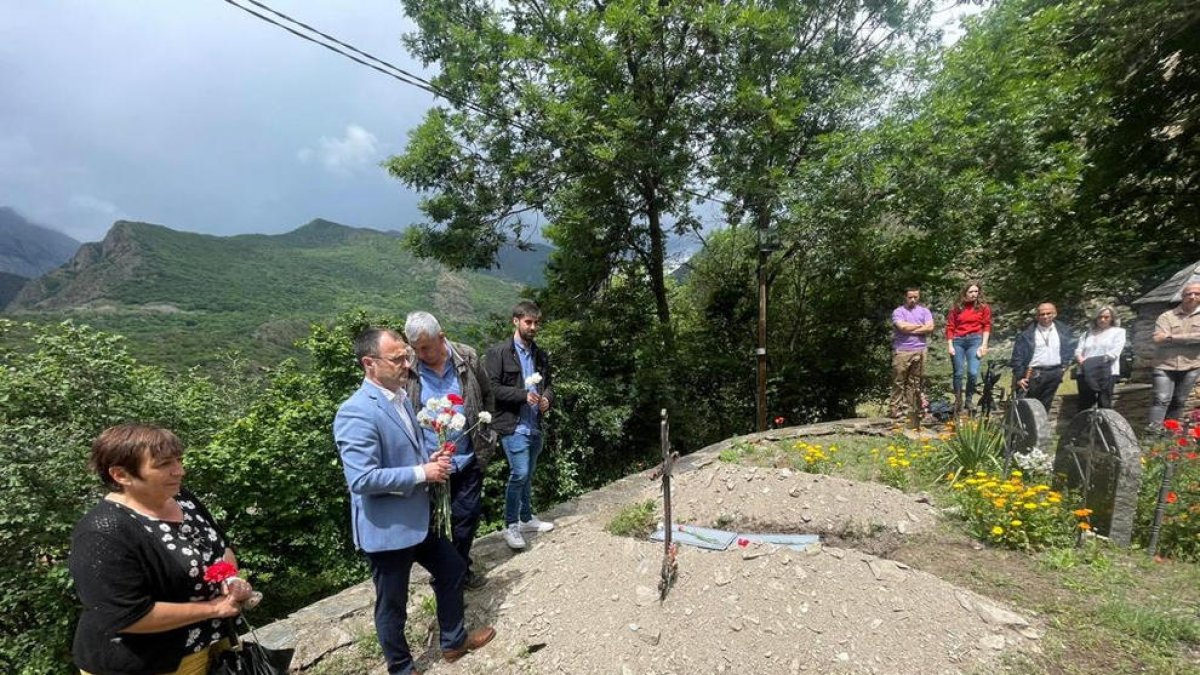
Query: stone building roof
1133 260 1200 306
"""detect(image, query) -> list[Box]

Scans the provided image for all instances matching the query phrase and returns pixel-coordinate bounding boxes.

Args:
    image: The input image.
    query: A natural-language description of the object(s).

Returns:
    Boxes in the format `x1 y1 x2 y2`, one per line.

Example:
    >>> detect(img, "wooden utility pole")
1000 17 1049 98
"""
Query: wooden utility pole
755 213 773 433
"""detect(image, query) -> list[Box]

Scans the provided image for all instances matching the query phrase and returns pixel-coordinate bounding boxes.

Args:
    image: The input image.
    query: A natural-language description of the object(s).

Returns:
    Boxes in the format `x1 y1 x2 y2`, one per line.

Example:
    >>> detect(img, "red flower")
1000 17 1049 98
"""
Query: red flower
441 440 457 455
1178 438 1190 448
203 561 238 584
1166 491 1178 504
1164 419 1182 432
1188 452 1199 461
1191 427 1200 440
1168 452 1181 462
773 416 785 426
736 538 750 548
447 393 464 406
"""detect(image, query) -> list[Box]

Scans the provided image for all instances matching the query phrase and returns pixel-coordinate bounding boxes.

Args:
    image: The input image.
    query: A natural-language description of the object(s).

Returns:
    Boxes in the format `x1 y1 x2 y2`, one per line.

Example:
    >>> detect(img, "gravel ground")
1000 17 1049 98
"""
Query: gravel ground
415 463 1041 675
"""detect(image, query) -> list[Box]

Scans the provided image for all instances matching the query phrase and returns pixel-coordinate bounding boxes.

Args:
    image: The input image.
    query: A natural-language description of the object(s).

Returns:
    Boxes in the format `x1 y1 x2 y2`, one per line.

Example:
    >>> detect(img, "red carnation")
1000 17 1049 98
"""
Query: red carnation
203 561 238 584
1164 419 1182 432
447 393 464 406
1178 438 1190 448
1191 427 1200 440
736 537 750 548
773 416 785 426
1166 491 1178 504
1188 452 1199 461
441 440 457 455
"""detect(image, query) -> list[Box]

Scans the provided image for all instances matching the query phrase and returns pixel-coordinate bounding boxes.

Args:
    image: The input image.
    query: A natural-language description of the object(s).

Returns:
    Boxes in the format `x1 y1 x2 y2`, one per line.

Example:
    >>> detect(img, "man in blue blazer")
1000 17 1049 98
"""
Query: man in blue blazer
334 327 495 674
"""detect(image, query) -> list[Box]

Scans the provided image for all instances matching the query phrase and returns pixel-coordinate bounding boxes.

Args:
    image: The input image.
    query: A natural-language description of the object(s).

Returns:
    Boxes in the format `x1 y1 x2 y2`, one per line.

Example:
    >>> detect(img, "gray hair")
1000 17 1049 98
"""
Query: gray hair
404 311 443 342
1092 305 1121 328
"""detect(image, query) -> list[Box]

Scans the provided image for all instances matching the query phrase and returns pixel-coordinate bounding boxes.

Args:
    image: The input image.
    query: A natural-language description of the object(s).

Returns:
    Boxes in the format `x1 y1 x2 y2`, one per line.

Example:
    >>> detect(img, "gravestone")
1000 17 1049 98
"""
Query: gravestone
1003 398 1050 460
1053 409 1142 546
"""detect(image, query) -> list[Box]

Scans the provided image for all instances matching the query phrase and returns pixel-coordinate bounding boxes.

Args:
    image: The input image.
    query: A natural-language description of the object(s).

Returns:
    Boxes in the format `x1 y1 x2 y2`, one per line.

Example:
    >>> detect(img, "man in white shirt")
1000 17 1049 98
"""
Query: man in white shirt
1010 303 1076 413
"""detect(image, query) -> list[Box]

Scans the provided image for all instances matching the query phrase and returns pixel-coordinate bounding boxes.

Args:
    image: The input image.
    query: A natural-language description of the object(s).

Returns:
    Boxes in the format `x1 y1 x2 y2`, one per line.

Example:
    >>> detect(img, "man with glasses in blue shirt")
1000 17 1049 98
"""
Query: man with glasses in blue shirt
403 311 495 590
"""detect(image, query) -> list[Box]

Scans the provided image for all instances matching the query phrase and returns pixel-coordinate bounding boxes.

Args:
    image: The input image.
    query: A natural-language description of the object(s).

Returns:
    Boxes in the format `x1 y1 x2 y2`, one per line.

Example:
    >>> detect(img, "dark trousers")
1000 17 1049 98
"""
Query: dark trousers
1077 357 1114 410
1025 365 1064 413
450 460 484 574
365 533 467 674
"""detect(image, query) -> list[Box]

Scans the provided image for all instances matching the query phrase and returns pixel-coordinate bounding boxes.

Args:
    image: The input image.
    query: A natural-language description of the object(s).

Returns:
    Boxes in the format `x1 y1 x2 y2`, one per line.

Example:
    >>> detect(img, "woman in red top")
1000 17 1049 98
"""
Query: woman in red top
945 282 992 415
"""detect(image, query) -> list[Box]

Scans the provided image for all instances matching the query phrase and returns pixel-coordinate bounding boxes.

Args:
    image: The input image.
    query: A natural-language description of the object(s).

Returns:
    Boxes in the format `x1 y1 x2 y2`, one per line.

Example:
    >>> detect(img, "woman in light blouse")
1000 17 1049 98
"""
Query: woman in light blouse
1074 306 1126 409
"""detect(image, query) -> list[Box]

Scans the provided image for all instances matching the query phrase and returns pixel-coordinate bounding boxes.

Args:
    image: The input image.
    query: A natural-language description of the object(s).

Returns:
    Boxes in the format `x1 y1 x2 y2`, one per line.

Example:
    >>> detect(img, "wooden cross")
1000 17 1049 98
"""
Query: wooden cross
650 408 680 600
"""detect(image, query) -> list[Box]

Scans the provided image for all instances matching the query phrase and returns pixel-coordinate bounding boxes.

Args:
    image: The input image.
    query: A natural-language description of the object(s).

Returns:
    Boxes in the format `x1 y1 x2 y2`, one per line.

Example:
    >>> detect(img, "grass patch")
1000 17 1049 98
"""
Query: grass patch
1095 598 1200 648
605 500 657 538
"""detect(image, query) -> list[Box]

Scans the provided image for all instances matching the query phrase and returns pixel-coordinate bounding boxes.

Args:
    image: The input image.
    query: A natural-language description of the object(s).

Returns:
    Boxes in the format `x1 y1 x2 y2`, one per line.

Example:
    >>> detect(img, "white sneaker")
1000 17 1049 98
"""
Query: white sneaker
519 516 555 533
503 524 526 550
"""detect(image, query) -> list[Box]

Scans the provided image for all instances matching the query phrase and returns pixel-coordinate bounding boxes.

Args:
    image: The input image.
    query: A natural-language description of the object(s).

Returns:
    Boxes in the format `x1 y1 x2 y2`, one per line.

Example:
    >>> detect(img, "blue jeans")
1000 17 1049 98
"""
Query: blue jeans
952 333 983 398
1149 368 1200 427
502 433 543 525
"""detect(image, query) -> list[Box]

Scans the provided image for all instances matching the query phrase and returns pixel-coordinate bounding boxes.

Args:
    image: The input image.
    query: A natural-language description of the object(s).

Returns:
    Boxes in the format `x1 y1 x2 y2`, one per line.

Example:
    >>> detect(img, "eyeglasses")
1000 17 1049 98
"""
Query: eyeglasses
1037 312 1055 317
371 353 410 365
1184 292 1200 297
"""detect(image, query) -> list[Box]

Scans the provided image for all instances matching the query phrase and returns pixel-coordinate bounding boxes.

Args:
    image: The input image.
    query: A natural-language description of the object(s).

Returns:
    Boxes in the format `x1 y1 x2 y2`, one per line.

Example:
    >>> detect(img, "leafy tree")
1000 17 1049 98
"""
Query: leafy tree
0 321 234 675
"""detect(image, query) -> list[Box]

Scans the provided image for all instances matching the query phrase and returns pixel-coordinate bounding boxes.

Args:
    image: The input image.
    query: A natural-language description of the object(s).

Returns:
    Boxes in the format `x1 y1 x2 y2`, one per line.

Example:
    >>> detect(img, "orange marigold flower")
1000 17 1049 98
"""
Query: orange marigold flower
1072 508 1093 517
1077 522 1091 531
1166 491 1178 504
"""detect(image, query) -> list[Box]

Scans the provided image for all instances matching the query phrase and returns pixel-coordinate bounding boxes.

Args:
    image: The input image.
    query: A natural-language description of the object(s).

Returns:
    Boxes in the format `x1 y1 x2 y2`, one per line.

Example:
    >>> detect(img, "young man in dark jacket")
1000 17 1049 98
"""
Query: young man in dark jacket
1010 302 1076 413
485 301 555 550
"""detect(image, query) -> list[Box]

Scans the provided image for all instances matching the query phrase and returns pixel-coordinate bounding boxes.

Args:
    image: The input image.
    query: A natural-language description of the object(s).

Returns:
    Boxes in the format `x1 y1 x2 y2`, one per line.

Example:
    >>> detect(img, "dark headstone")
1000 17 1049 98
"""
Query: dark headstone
1004 398 1050 456
1053 409 1142 546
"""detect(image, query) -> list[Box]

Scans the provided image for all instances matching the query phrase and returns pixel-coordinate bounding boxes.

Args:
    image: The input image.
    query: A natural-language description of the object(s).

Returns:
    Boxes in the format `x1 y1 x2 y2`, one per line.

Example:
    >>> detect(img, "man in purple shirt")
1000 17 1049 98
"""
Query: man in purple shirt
889 288 935 420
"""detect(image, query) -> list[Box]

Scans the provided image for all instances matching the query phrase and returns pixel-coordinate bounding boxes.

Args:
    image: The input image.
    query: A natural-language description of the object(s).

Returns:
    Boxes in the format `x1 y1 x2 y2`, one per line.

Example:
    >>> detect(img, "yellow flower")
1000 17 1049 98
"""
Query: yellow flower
1077 522 1091 531
991 526 1004 536
1010 470 1023 477
1072 508 1093 518
1023 502 1038 510
1010 520 1023 527
993 498 1007 508
952 483 965 490
975 471 987 477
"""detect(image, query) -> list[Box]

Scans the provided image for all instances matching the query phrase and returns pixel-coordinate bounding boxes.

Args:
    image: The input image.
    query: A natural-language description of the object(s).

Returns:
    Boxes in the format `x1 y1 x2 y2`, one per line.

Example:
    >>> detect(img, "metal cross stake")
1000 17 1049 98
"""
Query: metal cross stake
649 408 680 601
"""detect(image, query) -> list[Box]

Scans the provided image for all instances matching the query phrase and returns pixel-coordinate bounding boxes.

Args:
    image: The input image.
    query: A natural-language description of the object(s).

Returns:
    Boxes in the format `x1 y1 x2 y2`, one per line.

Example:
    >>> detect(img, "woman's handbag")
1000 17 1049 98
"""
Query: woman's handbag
209 620 293 675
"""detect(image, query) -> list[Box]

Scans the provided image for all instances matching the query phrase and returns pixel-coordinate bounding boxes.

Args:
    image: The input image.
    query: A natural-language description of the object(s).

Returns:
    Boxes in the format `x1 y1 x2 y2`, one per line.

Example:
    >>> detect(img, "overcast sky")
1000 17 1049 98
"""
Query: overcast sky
0 0 436 242
0 1 980 244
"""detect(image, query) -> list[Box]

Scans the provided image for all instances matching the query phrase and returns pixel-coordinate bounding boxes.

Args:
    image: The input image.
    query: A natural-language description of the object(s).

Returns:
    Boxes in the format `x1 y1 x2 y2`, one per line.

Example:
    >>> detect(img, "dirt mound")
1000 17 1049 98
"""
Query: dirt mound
439 466 1039 674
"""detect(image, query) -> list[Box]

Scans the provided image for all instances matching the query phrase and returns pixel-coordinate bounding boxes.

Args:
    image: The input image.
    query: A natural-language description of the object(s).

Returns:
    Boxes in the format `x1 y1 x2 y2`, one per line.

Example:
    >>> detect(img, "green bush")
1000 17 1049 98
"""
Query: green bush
0 321 236 674
936 419 1003 481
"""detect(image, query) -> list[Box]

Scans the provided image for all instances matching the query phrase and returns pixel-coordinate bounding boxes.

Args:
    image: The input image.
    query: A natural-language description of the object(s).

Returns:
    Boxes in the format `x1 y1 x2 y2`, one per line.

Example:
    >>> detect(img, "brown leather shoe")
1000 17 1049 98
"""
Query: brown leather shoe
442 626 496 663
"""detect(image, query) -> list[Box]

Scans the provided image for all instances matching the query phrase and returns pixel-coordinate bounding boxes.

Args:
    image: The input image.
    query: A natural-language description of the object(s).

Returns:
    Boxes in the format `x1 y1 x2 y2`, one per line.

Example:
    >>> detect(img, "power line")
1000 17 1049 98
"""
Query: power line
220 0 732 208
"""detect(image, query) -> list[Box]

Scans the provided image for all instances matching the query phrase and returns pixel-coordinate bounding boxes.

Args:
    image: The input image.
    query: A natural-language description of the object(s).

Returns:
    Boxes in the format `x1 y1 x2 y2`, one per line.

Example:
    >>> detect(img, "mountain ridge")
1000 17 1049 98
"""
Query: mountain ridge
0 207 81 278
6 218 542 367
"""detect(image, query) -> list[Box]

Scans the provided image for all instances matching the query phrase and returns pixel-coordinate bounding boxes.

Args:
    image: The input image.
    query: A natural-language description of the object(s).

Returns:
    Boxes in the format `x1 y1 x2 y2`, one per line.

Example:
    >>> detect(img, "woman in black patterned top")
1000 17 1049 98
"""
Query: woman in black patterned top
69 424 255 675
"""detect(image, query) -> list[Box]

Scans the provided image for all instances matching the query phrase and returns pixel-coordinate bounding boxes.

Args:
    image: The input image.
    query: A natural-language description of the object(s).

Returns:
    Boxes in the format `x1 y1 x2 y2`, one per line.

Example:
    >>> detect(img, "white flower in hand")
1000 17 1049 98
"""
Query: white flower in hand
477 411 492 424
416 409 433 426
525 373 543 387
436 412 452 427
449 413 466 431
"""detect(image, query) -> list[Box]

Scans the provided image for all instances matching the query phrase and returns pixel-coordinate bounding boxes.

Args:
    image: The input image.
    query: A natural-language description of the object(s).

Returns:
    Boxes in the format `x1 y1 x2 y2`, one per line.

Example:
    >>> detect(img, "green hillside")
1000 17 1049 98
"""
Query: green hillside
6 219 524 368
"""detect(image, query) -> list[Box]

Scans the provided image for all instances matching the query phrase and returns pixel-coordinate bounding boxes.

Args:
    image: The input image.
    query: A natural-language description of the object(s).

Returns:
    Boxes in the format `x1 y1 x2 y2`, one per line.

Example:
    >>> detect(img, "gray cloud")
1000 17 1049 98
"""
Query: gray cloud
0 1 435 242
